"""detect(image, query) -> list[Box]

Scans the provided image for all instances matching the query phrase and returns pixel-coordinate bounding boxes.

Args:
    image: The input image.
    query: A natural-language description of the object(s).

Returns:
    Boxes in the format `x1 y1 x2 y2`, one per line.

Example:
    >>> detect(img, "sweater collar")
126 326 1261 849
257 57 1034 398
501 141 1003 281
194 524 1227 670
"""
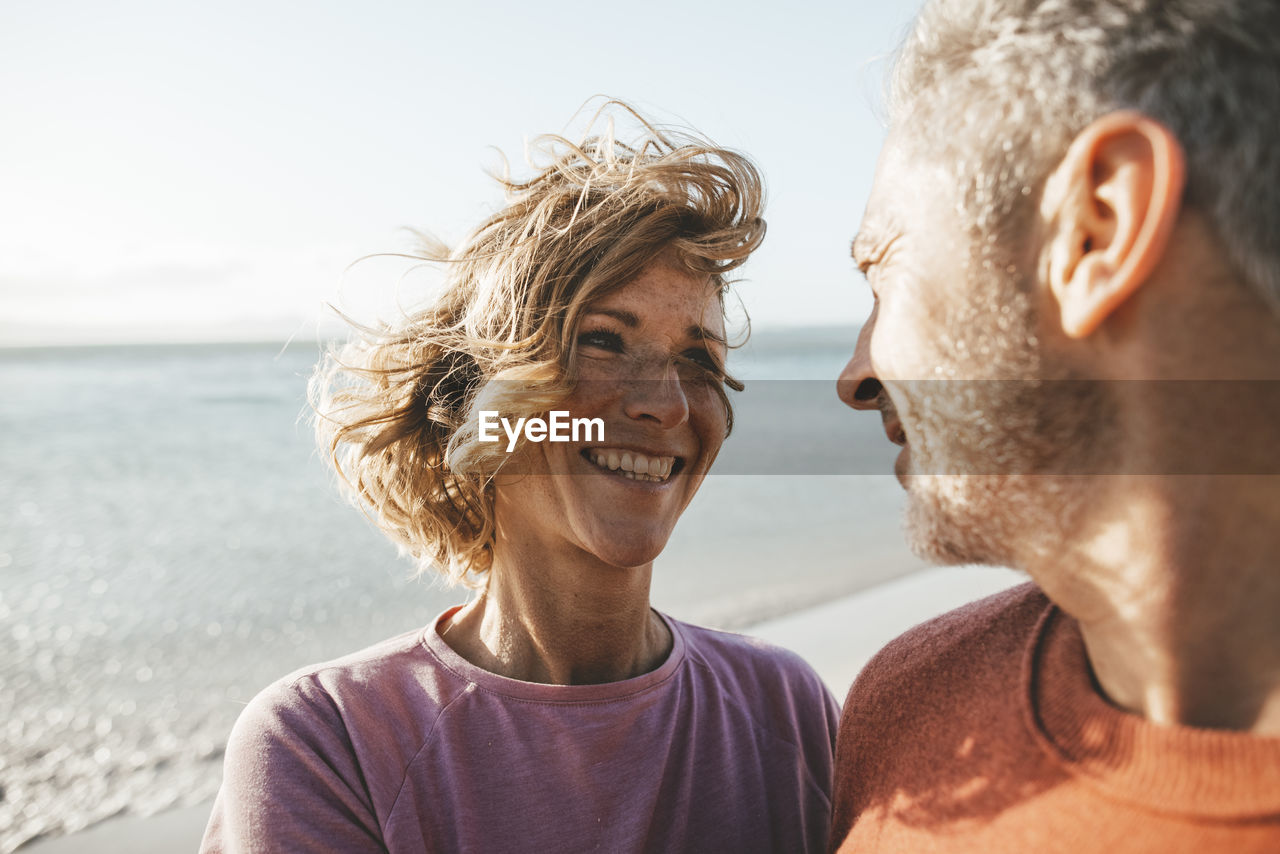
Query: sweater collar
1023 604 1280 819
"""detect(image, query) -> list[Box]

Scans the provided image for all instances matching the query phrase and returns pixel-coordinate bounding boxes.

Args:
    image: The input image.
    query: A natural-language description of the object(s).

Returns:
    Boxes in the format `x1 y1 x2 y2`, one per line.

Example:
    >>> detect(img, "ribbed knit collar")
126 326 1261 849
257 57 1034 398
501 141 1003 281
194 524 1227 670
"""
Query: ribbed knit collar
1022 603 1280 819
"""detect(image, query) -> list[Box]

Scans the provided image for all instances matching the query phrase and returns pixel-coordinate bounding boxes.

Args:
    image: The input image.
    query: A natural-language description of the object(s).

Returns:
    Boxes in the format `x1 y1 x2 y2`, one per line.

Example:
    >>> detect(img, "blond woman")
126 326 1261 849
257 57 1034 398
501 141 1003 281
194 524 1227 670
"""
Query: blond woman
201 105 837 853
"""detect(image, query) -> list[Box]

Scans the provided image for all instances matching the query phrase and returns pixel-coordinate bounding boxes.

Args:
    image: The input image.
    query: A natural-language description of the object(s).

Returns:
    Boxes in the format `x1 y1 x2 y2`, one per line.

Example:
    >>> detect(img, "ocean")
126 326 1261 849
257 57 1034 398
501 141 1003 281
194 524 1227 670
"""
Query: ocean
0 328 919 851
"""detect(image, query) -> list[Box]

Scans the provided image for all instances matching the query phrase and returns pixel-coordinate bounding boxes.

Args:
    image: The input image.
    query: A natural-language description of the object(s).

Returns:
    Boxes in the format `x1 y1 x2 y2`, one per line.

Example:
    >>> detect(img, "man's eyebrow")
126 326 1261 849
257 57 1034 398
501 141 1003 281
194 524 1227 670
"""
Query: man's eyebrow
586 308 639 327
850 228 882 274
849 222 890 275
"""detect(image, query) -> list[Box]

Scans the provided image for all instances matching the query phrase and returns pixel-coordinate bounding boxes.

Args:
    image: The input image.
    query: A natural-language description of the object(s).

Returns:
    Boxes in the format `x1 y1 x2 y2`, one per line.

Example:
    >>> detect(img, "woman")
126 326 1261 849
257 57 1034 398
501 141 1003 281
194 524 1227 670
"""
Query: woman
201 104 838 852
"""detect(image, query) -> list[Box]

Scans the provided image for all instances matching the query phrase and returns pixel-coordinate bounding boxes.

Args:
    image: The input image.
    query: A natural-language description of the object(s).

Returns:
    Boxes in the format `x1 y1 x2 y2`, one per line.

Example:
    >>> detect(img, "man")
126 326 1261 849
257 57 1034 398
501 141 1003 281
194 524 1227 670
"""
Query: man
831 1 1280 851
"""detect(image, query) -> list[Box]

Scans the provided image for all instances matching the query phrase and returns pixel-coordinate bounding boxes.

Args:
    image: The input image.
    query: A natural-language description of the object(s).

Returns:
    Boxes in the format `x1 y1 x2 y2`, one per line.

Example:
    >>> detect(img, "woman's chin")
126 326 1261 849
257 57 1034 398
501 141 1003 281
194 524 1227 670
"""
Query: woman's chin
583 533 671 572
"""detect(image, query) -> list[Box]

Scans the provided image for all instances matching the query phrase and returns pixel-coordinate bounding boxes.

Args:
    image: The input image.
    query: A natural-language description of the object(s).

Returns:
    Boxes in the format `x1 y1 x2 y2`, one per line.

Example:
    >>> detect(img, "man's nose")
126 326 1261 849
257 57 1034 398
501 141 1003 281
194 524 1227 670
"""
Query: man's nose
623 359 690 427
837 314 883 411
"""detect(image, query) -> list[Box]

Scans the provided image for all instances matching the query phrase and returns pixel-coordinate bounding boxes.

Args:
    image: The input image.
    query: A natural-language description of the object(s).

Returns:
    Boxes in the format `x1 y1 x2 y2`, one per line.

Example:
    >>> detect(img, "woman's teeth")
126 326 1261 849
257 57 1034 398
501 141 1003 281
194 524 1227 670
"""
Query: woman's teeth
587 449 675 482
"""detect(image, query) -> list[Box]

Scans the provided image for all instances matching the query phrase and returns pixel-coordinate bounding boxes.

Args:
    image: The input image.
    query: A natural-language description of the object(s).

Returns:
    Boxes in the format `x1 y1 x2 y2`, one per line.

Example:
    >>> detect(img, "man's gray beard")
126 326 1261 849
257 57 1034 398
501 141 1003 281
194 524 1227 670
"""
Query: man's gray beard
904 473 1090 568
896 273 1112 569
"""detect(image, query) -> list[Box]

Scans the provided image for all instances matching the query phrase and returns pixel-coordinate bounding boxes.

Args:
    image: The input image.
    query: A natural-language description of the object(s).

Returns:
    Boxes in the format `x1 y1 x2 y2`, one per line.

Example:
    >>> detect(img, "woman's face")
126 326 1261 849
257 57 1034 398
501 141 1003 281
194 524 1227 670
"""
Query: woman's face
492 261 729 570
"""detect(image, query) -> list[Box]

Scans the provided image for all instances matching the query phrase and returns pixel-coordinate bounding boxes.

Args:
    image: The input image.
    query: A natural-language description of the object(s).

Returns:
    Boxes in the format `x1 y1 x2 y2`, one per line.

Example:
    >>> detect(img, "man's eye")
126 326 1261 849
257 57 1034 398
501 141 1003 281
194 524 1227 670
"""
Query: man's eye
577 330 623 352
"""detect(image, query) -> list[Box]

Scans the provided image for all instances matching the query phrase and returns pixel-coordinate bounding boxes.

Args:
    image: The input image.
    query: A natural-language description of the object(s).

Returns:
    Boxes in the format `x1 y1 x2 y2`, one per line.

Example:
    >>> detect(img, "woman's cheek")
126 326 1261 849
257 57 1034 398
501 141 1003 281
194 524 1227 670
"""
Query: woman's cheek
690 386 730 441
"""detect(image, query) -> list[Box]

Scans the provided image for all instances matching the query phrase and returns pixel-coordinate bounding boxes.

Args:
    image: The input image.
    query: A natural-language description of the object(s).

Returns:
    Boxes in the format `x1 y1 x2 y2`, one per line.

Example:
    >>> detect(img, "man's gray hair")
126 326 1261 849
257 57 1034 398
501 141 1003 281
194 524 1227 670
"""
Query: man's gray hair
891 0 1280 311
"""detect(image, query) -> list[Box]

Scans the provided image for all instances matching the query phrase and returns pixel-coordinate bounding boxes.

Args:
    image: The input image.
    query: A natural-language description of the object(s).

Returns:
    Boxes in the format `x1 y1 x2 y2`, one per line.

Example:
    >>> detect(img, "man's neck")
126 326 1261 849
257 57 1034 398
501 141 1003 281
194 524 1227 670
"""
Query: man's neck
1034 475 1280 733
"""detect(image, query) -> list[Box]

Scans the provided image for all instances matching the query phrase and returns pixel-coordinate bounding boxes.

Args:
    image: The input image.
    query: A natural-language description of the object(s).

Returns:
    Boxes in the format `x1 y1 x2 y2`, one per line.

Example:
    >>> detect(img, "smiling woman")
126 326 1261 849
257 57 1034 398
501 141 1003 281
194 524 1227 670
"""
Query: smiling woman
198 102 839 852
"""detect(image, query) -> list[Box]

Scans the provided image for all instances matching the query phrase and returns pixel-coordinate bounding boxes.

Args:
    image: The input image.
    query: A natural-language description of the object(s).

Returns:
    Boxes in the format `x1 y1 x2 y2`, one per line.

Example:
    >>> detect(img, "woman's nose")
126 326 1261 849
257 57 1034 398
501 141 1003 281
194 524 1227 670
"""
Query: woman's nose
837 317 883 411
622 359 690 427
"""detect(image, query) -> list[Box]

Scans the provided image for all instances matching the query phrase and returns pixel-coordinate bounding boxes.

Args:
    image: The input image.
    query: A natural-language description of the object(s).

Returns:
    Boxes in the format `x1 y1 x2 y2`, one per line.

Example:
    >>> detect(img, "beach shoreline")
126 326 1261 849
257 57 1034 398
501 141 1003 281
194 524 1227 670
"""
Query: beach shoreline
17 564 1024 853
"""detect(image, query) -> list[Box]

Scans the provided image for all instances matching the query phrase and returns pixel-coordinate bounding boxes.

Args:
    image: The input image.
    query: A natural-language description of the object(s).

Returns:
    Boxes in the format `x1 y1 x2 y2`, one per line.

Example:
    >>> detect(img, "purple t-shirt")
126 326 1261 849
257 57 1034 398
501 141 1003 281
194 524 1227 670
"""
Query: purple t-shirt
201 608 839 852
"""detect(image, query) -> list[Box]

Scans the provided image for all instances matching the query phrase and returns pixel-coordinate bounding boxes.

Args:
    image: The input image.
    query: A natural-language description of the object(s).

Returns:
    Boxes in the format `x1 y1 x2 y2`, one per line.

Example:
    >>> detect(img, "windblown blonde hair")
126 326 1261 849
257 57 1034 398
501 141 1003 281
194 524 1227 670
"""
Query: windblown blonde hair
310 102 766 587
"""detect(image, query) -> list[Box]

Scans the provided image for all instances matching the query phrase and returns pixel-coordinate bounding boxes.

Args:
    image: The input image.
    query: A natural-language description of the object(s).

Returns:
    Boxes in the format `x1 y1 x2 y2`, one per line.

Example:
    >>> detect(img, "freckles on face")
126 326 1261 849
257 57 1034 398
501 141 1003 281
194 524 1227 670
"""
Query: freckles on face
496 261 731 568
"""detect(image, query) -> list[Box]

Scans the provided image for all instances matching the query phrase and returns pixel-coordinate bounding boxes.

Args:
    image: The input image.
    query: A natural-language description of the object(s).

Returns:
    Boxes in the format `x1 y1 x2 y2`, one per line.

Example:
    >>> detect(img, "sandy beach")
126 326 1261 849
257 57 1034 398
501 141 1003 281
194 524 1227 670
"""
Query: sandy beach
18 564 1024 853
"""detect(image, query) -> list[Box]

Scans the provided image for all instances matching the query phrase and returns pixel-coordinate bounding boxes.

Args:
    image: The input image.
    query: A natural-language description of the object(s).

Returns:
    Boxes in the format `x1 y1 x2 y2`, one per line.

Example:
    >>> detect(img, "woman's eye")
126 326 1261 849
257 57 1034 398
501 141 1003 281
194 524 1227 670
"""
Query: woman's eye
681 348 724 377
577 329 623 352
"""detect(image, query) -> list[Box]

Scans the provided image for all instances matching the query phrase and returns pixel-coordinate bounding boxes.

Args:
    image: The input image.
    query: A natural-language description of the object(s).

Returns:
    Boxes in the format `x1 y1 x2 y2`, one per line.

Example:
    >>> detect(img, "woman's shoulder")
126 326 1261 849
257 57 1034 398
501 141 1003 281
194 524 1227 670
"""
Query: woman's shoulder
207 622 477 850
273 626 433 691
672 616 822 678
666 615 839 792
668 616 838 722
230 621 472 756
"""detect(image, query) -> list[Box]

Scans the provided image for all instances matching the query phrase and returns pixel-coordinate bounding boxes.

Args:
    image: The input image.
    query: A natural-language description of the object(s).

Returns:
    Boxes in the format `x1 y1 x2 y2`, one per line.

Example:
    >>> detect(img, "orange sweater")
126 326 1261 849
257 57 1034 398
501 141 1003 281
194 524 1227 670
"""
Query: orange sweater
830 583 1280 852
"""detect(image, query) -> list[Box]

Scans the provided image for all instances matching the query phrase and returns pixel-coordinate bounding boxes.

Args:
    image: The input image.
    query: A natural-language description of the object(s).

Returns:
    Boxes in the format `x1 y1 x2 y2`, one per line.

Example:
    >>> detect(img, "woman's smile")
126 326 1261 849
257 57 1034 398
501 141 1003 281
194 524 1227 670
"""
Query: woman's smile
581 447 681 483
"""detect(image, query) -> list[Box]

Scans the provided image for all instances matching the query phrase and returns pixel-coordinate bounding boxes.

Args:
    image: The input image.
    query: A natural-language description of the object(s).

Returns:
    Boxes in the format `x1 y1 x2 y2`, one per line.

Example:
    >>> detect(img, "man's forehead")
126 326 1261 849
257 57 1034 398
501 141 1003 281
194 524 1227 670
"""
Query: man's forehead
853 151 912 266
855 129 957 259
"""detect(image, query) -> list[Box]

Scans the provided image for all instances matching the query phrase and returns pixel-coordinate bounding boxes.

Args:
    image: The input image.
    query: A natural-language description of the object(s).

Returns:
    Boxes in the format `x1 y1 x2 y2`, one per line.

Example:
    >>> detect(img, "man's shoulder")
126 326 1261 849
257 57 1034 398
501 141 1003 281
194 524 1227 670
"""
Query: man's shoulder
844 580 1048 717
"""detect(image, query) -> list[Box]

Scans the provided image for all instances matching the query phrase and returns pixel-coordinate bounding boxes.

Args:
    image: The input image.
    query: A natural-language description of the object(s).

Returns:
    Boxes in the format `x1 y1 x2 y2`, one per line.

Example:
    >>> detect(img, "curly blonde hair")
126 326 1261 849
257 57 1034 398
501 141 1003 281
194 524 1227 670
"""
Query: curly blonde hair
310 102 766 587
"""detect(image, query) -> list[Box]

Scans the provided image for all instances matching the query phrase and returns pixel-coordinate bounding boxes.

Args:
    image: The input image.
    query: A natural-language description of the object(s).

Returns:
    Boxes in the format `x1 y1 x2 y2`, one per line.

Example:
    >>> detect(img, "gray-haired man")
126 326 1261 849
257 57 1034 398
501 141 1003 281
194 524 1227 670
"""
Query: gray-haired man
833 1 1280 850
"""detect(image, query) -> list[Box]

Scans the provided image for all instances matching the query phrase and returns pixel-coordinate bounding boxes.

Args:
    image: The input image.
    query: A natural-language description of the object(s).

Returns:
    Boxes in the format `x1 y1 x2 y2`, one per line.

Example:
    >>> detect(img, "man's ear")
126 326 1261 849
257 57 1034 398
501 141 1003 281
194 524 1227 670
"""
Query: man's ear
1040 111 1186 338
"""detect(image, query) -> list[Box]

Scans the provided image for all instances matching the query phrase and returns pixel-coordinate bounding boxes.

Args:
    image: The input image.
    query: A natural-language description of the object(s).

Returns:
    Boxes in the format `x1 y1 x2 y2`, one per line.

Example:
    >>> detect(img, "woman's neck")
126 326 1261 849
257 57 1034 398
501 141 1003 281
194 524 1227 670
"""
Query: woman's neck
441 539 671 685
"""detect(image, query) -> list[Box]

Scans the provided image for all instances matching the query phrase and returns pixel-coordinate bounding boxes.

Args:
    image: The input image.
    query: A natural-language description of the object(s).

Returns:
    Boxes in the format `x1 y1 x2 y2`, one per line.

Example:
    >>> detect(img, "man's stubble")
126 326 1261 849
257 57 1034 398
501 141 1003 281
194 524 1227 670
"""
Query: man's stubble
897 261 1115 571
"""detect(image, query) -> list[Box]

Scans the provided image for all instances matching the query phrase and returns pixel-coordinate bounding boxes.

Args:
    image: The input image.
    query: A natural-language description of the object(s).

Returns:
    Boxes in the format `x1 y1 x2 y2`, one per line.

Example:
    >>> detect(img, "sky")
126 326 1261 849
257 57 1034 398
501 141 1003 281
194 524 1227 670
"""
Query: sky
1 0 920 345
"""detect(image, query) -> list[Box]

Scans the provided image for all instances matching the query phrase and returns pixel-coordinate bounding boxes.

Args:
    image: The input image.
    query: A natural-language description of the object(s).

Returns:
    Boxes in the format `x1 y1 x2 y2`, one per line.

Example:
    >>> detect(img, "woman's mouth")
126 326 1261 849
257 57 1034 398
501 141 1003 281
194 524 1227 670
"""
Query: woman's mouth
582 448 681 483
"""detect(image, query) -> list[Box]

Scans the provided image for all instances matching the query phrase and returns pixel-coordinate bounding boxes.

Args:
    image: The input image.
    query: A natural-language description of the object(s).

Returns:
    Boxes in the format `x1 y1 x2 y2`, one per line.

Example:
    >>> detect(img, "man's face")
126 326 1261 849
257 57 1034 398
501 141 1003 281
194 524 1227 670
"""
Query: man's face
838 129 1097 565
